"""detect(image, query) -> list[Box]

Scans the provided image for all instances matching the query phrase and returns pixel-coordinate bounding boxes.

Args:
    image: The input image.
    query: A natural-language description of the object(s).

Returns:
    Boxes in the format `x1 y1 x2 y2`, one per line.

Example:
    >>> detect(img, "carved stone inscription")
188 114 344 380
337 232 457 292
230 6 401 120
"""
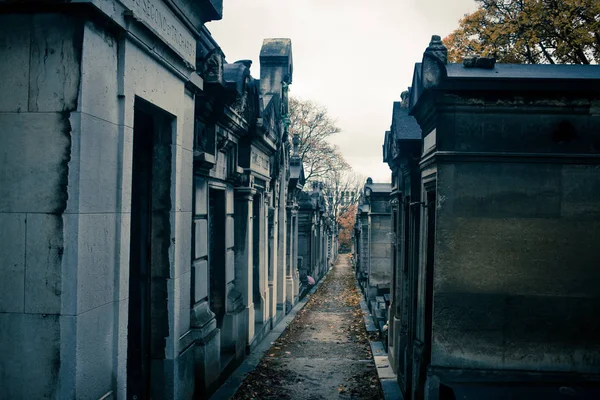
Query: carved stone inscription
122 0 195 65
250 146 270 177
210 151 228 180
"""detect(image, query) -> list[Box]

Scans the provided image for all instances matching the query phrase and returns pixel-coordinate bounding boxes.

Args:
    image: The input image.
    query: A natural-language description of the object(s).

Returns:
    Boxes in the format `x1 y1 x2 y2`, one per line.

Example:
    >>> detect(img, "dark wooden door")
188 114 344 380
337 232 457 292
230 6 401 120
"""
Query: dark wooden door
127 108 153 400
209 188 226 328
407 198 421 398
415 189 436 400
424 190 436 362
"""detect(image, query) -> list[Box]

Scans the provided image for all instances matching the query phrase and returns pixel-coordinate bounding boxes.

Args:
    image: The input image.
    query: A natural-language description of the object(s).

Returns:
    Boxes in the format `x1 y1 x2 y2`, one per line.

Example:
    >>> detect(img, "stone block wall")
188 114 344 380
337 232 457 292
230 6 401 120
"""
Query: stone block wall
433 160 600 373
0 13 84 399
0 11 196 398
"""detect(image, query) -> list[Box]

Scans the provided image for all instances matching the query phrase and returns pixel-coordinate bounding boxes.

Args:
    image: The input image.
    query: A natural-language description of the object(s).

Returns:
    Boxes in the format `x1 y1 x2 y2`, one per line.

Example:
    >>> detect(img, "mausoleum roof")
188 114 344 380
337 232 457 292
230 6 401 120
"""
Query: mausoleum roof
446 63 600 80
223 61 251 96
391 102 420 141
260 38 293 60
365 182 391 194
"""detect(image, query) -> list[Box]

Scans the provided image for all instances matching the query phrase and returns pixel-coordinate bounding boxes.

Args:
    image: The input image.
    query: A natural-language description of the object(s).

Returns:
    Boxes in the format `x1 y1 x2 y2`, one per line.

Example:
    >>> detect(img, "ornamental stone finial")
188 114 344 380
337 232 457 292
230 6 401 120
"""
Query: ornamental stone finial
400 89 410 108
292 134 300 156
425 35 448 65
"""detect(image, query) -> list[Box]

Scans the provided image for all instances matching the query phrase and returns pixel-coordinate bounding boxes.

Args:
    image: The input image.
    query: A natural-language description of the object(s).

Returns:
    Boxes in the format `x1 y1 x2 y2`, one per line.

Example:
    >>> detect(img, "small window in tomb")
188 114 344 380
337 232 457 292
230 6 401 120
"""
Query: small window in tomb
227 144 237 178
194 119 216 155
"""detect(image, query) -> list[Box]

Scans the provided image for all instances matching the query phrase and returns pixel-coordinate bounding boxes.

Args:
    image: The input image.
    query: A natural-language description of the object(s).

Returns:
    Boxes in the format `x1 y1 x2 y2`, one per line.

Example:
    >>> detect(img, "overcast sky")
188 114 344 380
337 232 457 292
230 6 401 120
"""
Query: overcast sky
207 0 477 183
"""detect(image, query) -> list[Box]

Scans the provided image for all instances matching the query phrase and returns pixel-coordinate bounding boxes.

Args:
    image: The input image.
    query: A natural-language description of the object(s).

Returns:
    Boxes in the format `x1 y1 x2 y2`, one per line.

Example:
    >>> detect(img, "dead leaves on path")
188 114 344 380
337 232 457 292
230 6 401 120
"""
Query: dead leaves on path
231 259 382 399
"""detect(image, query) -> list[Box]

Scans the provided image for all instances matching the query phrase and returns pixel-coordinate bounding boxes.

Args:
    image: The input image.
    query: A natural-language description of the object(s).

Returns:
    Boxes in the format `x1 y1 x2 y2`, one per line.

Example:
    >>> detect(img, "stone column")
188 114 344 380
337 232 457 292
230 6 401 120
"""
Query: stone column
318 220 324 278
260 193 269 326
293 208 299 290
234 187 256 345
276 187 287 317
285 205 296 311
267 204 277 328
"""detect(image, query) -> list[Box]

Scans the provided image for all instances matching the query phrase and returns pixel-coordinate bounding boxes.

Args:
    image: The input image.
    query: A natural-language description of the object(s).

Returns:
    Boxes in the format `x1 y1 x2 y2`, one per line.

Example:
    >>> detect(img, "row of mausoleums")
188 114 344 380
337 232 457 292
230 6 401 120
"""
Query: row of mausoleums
358 35 600 399
0 1 336 399
354 178 392 336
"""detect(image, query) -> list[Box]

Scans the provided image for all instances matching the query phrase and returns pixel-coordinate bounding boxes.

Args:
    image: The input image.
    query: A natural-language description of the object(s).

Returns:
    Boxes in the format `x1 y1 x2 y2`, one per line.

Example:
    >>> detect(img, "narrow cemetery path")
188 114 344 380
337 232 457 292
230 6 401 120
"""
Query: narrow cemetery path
231 254 383 400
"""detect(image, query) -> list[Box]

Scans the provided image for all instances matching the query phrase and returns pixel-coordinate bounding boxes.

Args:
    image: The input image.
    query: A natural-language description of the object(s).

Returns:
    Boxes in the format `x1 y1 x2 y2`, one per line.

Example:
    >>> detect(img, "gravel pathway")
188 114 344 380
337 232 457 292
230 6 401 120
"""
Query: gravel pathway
231 254 383 400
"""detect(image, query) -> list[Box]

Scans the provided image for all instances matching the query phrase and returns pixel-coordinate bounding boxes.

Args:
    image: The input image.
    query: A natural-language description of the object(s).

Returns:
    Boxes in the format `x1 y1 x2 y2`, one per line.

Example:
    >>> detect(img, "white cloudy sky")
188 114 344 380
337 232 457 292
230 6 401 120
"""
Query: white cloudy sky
207 0 477 183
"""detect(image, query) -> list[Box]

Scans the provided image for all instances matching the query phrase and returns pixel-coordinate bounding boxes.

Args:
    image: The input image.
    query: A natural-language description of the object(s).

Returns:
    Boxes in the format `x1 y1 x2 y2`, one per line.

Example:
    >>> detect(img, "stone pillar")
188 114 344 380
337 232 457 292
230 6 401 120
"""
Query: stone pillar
260 193 269 326
293 208 300 289
318 220 324 278
310 219 315 279
234 187 256 345
285 205 296 311
267 204 277 328
276 185 287 318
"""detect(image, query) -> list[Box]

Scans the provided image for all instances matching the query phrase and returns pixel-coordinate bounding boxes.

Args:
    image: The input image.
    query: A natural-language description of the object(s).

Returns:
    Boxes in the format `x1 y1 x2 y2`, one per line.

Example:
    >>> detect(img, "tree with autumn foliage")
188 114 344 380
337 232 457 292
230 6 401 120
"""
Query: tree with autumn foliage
337 204 357 253
288 97 349 183
288 97 363 238
444 0 600 64
321 169 363 220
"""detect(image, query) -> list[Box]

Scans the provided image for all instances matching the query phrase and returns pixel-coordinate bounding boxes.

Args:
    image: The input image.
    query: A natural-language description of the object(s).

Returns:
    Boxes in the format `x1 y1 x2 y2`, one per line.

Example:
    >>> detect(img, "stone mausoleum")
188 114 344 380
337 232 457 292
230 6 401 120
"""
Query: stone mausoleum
384 35 600 400
0 0 322 398
297 182 338 295
353 178 392 335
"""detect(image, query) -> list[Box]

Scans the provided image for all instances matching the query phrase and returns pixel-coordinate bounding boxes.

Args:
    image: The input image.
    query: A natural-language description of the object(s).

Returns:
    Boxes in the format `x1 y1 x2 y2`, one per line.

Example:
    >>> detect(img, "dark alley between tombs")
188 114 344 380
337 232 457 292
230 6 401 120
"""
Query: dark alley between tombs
227 254 383 400
1 1 600 400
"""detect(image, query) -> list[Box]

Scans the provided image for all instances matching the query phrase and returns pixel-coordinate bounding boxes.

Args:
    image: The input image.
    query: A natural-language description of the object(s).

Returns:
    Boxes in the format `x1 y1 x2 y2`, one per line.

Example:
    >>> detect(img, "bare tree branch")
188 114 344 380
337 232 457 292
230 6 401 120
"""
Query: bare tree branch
288 97 348 184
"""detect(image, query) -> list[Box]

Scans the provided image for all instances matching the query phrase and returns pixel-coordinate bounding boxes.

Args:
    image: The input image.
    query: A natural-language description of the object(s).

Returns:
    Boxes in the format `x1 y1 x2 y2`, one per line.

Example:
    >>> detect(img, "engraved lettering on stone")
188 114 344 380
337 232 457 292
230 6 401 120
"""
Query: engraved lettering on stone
250 148 270 175
122 0 195 64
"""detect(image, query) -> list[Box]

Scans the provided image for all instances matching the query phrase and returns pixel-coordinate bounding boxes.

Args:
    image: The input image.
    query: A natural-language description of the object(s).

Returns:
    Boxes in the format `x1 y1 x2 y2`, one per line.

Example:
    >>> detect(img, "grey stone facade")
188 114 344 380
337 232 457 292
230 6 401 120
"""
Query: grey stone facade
192 37 305 395
297 183 338 294
353 178 392 334
0 1 307 398
383 36 600 400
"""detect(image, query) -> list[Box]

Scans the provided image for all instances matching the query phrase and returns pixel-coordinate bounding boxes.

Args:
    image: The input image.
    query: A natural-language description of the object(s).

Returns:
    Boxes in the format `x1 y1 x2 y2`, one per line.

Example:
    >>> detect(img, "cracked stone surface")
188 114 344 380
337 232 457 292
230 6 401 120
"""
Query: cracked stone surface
232 254 383 400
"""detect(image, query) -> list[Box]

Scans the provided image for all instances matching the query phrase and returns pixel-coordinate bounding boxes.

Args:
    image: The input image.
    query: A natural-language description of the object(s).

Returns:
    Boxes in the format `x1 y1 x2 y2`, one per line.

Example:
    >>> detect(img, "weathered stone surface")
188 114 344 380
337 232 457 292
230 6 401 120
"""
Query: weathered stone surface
174 145 194 213
371 243 392 259
70 112 120 213
0 313 61 399
226 215 235 249
0 14 30 112
119 129 134 214
195 327 220 390
171 345 195 400
80 22 118 124
0 113 71 214
226 249 235 283
193 260 208 302
75 302 114 399
561 164 600 217
226 186 234 214
432 292 600 372
194 177 208 215
123 42 187 127
115 299 129 400
116 214 131 301
173 211 193 277
29 13 82 113
446 162 561 218
75 213 116 314
181 91 195 152
445 108 598 154
25 213 64 314
436 217 600 296
173 270 192 353
194 219 208 258
0 213 26 313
